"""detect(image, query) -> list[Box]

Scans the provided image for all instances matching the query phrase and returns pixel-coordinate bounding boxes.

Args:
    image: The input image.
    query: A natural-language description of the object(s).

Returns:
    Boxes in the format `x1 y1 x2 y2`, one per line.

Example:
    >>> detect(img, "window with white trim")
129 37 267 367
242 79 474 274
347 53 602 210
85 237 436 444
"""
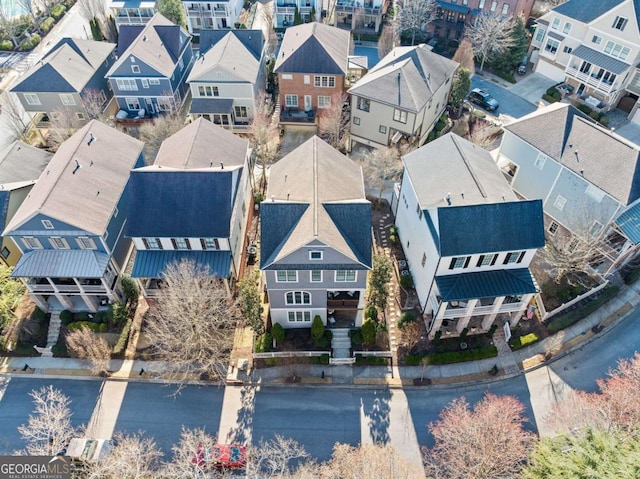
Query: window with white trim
535 27 546 42
309 251 322 260
304 75 310 84
568 237 580 253
282 74 293 80
357 97 370 112
318 96 331 108
449 256 470 269
22 237 43 249
613 15 628 31
548 221 559 235
149 79 160 85
198 85 219 97
76 237 97 249
551 17 560 30
590 220 603 237
171 238 191 250
379 125 387 134
142 237 163 250
285 291 311 305
116 78 138 91
562 21 571 34
126 97 141 110
59 94 76 106
76 112 86 120
141 79 149 88
314 75 335 88
554 195 567 210
287 311 311 322
49 237 69 249
285 94 298 107
1 247 9 259
478 0 485 7
311 270 322 282
41 220 54 229
235 106 248 118
158 98 173 111
534 152 549 170
276 270 297 282
503 251 526 264
131 65 140 73
585 184 605 202
335 270 356 282
24 93 41 105
490 0 497 11
353 116 360 125
545 38 560 54
393 108 407 123
476 253 498 267
592 35 602 45
200 238 220 250
604 41 630 60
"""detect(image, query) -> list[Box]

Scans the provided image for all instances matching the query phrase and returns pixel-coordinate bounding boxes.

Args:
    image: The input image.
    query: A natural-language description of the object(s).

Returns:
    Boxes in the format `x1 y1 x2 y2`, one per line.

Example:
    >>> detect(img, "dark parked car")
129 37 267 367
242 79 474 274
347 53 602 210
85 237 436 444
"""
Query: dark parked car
468 88 499 111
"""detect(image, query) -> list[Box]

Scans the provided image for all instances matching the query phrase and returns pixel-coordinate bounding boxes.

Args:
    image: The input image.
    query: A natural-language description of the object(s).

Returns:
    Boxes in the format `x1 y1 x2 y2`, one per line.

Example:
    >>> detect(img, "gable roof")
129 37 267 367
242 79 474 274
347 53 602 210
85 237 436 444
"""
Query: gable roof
199 29 263 60
552 0 632 24
348 44 458 112
260 136 371 269
0 141 52 186
12 38 115 93
108 13 190 77
403 133 516 208
188 30 263 84
153 118 249 168
504 103 640 204
274 22 351 75
126 169 237 237
437 200 545 256
4 121 144 235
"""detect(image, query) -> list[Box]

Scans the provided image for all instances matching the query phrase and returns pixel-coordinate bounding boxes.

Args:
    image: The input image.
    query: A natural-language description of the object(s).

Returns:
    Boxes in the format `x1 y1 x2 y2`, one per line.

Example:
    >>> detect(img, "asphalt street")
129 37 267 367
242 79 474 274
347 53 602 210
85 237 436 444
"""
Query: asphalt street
470 74 538 121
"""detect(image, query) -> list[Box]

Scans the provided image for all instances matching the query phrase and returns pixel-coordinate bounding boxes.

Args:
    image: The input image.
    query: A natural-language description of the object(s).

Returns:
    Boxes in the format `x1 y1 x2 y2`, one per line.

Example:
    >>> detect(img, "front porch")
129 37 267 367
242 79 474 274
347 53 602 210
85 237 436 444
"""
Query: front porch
280 107 316 124
327 290 363 328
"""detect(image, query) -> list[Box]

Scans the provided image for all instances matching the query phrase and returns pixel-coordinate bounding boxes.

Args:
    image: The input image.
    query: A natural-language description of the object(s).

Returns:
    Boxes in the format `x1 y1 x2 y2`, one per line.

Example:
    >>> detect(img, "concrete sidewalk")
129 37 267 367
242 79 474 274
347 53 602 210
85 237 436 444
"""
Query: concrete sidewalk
2 280 639 387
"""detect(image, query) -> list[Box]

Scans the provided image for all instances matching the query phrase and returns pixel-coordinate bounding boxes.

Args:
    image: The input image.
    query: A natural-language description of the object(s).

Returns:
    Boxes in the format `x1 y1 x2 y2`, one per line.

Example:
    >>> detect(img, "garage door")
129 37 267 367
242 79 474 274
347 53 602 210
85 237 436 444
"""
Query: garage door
534 58 566 83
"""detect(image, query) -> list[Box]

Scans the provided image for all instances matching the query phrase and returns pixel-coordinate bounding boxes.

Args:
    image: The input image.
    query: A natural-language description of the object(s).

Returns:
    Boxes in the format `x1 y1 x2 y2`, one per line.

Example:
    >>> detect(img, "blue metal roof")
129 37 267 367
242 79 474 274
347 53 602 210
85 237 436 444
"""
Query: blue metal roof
438 200 545 256
615 203 640 244
12 250 109 278
436 1 470 14
126 170 236 238
435 268 538 302
324 202 372 268
130 250 232 278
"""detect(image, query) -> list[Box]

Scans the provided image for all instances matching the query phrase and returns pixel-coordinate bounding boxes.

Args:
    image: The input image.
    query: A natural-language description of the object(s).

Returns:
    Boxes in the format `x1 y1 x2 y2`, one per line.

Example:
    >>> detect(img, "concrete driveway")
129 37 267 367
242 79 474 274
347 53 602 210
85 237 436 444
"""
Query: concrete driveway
507 72 556 106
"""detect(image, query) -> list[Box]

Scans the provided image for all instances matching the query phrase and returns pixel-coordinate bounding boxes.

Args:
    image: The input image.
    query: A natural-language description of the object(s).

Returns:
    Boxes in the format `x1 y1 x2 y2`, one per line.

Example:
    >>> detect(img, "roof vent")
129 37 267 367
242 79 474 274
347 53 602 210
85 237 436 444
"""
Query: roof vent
271 195 275 202
220 162 224 169
72 159 81 175
461 192 464 199
87 132 96 146
143 35 148 42
445 193 451 206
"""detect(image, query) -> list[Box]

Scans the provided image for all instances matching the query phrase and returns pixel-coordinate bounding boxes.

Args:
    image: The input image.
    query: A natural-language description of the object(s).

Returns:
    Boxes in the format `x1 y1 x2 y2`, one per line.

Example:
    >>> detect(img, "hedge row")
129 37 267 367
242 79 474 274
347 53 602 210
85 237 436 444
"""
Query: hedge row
67 321 106 332
546 285 619 334
509 332 540 351
112 318 132 356
406 346 498 366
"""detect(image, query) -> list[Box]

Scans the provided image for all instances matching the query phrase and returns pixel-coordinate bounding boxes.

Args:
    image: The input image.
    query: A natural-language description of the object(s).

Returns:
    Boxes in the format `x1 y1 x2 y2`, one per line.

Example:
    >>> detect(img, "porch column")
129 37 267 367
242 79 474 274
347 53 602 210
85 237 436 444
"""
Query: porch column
100 277 118 301
456 299 478 333
30 294 49 313
55 293 74 311
428 302 447 339
510 294 534 328
482 296 506 330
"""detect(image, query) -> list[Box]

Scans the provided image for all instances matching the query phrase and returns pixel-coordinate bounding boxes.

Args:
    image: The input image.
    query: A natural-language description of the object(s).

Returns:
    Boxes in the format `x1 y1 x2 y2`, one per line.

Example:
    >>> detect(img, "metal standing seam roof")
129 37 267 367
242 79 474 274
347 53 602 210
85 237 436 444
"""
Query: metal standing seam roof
435 268 538 302
571 45 630 75
436 1 470 14
11 250 110 278
547 31 565 41
130 250 232 278
615 203 640 244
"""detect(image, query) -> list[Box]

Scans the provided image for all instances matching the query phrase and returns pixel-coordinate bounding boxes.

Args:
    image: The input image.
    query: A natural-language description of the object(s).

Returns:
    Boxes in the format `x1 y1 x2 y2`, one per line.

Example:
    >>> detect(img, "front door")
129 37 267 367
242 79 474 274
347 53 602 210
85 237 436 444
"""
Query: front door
145 99 154 114
304 95 312 112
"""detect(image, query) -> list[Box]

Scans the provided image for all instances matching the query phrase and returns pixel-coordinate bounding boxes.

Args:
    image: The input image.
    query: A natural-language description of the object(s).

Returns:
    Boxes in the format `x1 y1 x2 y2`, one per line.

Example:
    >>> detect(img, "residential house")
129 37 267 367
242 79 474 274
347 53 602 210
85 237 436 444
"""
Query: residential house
497 103 640 275
260 136 372 329
3 121 145 312
126 118 254 297
348 43 458 150
274 0 320 29
0 142 52 267
334 0 389 34
11 38 116 129
106 14 194 117
394 133 545 339
429 0 534 40
531 0 640 116
188 30 266 129
274 22 352 124
182 0 245 36
111 0 156 30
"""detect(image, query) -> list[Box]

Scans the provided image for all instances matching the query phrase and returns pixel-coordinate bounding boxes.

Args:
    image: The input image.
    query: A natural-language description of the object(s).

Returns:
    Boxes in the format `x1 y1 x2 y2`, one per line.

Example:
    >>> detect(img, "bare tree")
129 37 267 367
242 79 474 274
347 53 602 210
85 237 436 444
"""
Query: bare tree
424 393 535 479
47 106 83 151
466 11 515 71
18 386 75 456
318 92 347 149
248 91 280 188
378 25 397 61
321 443 424 479
77 0 107 22
537 232 603 286
81 89 109 121
85 431 163 479
260 1 274 32
395 0 437 46
31 0 57 18
163 427 218 478
65 326 112 376
360 146 403 200
138 113 185 163
452 38 475 74
144 259 237 386
246 434 310 479
1 93 31 143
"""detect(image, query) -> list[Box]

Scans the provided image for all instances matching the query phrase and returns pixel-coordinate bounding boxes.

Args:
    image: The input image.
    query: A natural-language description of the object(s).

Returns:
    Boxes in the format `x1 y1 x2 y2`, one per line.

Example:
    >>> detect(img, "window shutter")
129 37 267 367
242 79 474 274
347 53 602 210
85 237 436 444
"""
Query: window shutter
449 258 456 269
200 238 206 249
214 238 220 249
517 251 526 263
156 238 163 250
171 238 177 249
463 256 470 268
476 255 485 267
142 238 150 249
503 253 511 265
185 239 191 250
490 254 498 266
613 16 617 28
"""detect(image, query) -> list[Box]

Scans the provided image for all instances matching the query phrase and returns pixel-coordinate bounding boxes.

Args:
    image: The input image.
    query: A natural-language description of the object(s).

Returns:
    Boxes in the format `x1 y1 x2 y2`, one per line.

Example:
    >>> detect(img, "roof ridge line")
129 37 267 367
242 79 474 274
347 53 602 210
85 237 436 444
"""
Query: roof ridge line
183 120 200 168
451 136 487 198
313 137 318 237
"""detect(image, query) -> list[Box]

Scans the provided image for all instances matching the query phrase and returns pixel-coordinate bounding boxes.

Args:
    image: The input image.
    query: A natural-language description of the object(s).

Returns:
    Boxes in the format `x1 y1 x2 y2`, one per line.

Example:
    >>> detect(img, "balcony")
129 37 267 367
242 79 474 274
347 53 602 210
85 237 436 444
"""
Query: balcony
280 107 316 123
565 66 619 95
335 1 381 15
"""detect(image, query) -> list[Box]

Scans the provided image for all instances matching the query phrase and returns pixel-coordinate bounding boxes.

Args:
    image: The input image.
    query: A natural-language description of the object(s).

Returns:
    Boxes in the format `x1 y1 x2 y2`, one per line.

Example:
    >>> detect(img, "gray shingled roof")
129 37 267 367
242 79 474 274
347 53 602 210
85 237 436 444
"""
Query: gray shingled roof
553 0 629 24
12 38 115 93
504 103 640 204
274 22 351 75
199 29 263 60
260 136 371 269
153 118 249 168
108 13 190 77
4 121 144 236
0 141 52 185
402 133 516 208
348 44 458 112
188 30 263 84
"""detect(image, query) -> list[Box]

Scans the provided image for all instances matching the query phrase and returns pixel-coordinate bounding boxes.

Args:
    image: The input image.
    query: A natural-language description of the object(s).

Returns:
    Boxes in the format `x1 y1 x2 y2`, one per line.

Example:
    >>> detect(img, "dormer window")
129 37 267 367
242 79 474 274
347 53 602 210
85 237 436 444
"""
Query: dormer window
309 251 322 260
